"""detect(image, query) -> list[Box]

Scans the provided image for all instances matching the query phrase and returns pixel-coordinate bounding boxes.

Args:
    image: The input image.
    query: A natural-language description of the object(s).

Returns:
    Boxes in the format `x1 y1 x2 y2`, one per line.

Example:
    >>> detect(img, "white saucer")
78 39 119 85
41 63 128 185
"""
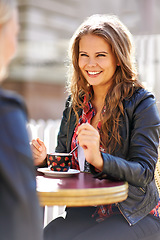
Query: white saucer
37 168 80 178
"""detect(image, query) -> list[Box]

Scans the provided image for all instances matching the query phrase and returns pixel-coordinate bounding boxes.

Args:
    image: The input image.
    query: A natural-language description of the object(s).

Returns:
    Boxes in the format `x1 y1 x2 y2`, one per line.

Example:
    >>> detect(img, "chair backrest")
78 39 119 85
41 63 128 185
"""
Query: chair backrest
155 153 160 194
155 143 160 194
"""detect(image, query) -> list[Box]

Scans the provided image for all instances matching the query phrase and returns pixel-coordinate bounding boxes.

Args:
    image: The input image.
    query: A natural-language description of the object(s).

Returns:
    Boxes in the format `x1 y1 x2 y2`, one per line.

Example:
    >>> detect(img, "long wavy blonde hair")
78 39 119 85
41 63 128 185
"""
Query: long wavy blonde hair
67 14 143 153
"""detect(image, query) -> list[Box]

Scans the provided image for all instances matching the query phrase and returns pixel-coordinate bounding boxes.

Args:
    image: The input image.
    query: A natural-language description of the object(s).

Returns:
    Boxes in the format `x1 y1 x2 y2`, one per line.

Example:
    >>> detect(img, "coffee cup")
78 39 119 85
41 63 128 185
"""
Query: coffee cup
47 153 72 172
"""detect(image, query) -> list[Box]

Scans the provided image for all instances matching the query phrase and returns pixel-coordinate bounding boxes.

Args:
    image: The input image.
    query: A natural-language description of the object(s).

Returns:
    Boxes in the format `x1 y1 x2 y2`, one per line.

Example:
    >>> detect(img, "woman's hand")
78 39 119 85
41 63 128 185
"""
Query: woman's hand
77 123 103 171
30 138 47 167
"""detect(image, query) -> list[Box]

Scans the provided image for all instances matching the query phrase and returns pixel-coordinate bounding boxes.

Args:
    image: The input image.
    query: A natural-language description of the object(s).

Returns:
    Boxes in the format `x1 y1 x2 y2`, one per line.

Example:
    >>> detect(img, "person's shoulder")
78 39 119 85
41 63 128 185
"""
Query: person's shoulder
65 95 72 108
132 88 154 101
0 88 27 114
123 88 158 120
65 93 85 108
124 88 155 108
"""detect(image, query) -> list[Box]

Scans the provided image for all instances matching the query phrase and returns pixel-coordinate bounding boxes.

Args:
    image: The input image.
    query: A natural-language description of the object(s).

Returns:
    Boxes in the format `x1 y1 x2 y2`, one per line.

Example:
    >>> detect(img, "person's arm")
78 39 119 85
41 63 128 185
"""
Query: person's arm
91 93 160 188
0 95 43 240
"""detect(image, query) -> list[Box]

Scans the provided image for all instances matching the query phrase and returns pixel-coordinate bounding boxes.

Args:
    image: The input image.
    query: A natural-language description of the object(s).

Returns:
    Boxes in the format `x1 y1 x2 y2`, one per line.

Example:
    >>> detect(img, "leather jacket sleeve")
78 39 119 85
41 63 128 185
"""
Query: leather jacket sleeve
91 89 160 188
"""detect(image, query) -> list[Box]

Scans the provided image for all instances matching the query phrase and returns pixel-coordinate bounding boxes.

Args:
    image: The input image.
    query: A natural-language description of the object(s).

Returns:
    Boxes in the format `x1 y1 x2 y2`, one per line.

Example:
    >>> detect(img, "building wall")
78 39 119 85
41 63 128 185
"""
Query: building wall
2 0 160 120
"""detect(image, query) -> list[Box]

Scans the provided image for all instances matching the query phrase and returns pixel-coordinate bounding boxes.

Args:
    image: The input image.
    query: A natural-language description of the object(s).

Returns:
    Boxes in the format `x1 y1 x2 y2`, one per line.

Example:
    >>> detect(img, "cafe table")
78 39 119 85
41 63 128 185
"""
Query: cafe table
36 169 128 207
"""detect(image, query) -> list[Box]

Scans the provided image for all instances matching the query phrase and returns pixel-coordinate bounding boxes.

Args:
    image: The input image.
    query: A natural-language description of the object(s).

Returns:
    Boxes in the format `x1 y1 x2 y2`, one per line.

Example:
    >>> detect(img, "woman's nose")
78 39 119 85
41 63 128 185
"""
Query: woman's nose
87 57 97 67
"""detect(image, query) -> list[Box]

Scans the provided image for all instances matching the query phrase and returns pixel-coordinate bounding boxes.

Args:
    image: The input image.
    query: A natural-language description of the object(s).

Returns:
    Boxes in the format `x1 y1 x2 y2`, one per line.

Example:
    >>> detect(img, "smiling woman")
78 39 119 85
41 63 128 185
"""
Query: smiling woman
31 14 160 240
79 34 118 93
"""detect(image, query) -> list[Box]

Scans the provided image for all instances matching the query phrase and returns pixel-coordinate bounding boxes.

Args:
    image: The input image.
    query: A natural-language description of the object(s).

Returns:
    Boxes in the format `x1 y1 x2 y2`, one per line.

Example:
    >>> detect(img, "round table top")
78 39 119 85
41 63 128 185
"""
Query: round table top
36 172 128 207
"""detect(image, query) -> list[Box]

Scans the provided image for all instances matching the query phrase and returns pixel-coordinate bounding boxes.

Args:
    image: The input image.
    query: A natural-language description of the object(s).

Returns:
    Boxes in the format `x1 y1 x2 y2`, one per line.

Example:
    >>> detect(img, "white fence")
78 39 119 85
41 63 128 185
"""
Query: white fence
27 119 61 154
134 34 160 105
27 119 66 227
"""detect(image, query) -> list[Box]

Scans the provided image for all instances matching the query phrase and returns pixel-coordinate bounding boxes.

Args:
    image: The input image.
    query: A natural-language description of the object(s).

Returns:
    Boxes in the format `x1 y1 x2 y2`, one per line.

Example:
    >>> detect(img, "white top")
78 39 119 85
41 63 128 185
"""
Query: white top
78 145 85 171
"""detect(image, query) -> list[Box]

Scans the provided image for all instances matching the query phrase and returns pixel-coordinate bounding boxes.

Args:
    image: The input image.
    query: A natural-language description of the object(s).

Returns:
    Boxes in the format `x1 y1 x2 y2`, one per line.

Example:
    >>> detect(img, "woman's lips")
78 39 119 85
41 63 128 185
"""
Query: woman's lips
86 71 102 77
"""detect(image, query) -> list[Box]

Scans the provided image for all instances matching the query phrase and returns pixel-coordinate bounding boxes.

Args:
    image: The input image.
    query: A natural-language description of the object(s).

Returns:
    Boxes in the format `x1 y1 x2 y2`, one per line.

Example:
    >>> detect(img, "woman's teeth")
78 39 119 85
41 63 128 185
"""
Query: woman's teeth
88 71 101 75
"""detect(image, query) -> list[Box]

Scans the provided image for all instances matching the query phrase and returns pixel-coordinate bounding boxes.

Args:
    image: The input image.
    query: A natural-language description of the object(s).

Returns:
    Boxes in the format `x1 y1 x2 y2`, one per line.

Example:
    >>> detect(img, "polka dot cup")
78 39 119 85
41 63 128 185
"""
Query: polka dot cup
47 153 72 172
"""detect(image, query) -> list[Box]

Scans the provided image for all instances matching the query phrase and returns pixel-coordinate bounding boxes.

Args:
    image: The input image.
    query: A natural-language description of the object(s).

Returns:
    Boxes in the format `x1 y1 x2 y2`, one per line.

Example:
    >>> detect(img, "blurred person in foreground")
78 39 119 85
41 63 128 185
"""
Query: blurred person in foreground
32 14 160 239
0 0 43 239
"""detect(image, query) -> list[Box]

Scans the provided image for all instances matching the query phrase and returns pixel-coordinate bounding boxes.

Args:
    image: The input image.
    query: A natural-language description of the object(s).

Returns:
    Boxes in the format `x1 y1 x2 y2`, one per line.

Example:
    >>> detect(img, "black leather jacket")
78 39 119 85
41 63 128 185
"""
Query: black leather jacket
56 88 160 225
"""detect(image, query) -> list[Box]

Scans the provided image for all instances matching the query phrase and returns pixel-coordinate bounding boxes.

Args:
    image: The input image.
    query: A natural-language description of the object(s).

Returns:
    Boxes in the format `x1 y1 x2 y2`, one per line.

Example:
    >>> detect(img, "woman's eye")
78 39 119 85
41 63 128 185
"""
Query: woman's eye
80 53 88 57
97 54 106 57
